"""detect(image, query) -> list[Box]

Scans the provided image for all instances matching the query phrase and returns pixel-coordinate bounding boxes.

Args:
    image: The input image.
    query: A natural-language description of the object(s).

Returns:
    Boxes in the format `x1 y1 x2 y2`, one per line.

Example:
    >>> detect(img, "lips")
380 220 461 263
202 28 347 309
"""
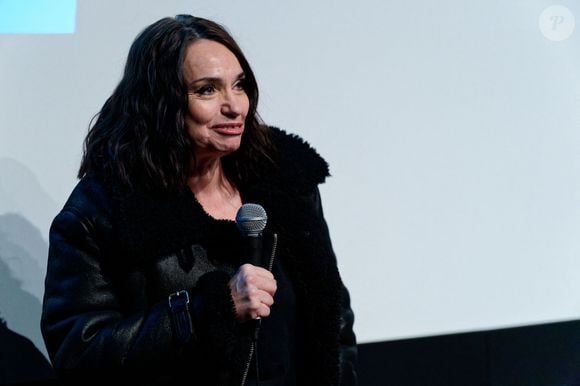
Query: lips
212 122 244 135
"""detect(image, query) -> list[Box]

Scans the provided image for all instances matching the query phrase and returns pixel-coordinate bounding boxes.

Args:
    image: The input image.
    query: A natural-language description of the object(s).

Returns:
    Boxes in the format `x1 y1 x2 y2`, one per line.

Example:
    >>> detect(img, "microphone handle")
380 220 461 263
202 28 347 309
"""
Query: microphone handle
246 234 263 267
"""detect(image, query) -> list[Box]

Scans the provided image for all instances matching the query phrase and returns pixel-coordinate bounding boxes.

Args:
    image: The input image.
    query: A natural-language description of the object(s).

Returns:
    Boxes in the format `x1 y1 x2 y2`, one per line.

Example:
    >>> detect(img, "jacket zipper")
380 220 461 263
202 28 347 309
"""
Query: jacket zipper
240 233 278 386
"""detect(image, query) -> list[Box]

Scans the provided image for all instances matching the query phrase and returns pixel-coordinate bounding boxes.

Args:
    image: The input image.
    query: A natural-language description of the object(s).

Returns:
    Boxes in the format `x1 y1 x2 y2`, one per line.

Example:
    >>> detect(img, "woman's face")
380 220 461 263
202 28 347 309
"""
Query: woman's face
182 39 250 160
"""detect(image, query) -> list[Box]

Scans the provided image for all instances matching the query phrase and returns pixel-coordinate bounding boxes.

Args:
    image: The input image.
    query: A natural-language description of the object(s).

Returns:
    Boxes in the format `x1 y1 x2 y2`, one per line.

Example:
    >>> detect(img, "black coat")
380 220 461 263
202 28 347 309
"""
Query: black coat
41 128 357 385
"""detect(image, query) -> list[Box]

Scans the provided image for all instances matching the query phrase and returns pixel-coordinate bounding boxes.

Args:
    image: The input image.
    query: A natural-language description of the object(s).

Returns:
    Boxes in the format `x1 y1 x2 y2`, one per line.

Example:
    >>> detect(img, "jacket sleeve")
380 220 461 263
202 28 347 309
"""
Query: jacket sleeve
338 285 358 385
310 188 359 385
42 205 174 371
40 183 242 379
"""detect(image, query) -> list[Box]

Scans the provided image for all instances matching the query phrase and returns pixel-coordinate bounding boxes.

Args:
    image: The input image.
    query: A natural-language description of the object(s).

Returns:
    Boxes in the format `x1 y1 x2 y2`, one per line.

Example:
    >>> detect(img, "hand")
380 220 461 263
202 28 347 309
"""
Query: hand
229 264 277 321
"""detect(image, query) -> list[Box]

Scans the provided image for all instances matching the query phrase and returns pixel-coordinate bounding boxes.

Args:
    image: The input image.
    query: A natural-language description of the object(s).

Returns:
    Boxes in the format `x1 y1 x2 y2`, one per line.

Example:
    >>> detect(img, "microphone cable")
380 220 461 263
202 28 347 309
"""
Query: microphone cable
252 233 276 386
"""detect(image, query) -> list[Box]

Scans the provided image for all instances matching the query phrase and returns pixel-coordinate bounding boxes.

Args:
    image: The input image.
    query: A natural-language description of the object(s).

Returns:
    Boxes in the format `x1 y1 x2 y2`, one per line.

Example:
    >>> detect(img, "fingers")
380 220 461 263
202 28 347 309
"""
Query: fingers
246 286 274 308
229 264 277 321
243 273 277 296
239 263 274 280
236 264 276 296
245 289 274 319
230 284 274 320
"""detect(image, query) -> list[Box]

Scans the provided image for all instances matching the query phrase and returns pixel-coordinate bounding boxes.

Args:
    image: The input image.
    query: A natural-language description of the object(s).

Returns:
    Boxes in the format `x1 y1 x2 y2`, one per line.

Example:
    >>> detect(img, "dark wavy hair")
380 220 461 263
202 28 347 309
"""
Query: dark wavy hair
79 15 273 191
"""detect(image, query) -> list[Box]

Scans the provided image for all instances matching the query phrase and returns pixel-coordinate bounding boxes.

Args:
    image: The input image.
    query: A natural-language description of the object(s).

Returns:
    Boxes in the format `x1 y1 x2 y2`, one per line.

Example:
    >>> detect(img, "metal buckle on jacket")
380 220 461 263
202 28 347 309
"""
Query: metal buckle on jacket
168 290 193 342
168 289 190 310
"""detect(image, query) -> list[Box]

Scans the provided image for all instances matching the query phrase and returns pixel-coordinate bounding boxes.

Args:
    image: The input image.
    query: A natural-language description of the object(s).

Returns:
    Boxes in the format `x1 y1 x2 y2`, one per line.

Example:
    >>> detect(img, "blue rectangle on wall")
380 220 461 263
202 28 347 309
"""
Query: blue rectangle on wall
0 0 77 34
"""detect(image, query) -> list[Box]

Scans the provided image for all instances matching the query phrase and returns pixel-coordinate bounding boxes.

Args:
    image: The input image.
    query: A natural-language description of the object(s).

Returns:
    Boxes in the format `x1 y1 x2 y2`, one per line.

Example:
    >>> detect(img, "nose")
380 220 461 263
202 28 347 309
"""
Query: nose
221 89 245 117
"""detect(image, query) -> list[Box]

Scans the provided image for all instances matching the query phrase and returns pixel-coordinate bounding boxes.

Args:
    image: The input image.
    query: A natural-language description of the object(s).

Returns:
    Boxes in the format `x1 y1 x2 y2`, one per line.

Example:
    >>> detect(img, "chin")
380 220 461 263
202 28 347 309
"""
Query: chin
217 144 242 157
223 139 242 152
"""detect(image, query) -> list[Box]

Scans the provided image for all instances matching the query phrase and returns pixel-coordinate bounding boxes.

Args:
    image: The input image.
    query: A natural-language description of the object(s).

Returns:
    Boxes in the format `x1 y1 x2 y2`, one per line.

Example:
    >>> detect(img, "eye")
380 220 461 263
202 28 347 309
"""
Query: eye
195 84 216 96
234 78 247 91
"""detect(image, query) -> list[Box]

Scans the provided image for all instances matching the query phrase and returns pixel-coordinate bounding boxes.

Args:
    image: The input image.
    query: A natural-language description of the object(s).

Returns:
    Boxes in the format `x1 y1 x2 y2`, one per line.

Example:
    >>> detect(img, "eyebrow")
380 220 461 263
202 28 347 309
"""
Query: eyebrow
188 72 246 88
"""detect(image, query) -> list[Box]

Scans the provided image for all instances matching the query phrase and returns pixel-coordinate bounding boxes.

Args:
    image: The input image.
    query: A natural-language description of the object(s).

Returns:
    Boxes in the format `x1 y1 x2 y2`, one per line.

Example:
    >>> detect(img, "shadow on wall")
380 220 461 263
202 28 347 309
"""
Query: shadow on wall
0 213 47 300
0 214 49 358
0 244 49 353
0 157 59 238
0 157 61 367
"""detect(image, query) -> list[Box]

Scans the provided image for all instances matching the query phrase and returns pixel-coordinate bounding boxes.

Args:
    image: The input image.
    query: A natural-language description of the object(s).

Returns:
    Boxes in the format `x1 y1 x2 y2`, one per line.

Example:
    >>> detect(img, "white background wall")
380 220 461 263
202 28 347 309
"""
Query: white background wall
1 0 579 344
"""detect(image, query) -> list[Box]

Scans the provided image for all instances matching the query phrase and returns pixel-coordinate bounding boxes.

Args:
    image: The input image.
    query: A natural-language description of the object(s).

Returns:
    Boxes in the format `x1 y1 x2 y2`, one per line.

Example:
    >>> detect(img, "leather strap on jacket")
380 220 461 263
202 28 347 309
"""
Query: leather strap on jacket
168 290 194 342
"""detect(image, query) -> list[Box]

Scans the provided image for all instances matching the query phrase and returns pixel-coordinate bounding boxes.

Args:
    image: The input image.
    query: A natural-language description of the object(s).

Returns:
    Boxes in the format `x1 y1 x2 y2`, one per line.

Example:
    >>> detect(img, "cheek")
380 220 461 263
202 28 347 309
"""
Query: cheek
185 101 217 141
186 100 216 125
242 95 250 117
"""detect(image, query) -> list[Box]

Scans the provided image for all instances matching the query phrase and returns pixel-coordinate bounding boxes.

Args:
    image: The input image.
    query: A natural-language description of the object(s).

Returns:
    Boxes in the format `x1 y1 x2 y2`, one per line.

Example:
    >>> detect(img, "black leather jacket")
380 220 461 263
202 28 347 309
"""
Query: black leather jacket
41 128 357 385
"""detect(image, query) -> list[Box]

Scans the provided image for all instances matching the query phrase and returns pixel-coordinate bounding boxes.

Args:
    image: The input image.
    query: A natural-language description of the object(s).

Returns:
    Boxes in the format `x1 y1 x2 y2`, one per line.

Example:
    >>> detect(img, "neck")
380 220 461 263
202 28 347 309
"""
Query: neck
187 155 241 220
187 156 232 195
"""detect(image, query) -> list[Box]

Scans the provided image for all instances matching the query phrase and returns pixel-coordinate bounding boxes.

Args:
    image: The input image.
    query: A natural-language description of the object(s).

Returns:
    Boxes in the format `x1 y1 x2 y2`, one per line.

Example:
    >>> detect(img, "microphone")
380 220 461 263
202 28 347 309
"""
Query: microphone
235 204 268 383
235 203 268 267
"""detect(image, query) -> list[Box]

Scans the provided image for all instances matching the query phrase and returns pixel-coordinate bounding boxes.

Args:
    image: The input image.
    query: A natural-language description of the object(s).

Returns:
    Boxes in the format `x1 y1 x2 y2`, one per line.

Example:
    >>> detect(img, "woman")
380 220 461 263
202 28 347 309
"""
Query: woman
41 15 357 385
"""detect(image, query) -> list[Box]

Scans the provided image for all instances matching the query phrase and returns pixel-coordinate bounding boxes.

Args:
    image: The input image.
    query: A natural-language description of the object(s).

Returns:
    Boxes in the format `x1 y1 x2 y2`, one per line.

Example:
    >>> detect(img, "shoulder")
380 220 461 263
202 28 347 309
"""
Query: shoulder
50 175 113 242
267 126 330 190
60 175 112 218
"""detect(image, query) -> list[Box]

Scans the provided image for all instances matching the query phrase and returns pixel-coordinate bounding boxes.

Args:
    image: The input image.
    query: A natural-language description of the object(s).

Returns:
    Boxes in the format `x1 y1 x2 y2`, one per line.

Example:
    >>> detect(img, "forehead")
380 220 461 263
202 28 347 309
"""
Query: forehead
182 39 242 80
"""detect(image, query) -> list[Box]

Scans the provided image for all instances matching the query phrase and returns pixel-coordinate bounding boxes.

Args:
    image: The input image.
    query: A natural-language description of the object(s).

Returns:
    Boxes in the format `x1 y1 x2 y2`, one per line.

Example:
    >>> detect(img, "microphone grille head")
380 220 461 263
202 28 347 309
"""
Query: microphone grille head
236 203 267 237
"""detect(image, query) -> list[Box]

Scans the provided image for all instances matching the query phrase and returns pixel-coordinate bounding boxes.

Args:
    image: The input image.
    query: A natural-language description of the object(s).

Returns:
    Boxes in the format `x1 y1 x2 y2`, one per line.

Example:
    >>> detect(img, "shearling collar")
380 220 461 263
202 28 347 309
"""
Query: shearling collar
109 127 330 262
